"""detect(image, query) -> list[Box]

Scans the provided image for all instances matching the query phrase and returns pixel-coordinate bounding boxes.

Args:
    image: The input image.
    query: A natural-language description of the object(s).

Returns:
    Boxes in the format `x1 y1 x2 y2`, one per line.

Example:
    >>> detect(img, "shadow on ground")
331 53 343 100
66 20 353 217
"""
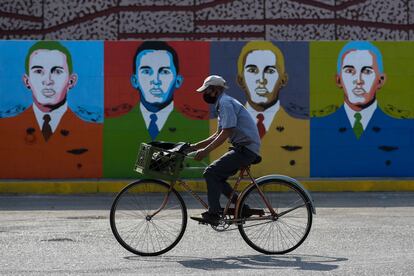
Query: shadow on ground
125 254 348 272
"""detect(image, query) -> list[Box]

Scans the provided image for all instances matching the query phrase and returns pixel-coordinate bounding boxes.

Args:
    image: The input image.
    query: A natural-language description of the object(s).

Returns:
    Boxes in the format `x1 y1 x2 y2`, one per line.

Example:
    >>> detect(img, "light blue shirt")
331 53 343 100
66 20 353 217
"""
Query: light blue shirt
216 93 261 155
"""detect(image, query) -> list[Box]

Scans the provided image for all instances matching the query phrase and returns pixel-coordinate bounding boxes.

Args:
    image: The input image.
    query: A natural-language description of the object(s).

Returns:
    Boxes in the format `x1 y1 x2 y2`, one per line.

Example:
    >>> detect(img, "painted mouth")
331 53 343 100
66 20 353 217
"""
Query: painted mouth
150 88 164 97
352 88 366 96
255 87 269 96
42 89 56 98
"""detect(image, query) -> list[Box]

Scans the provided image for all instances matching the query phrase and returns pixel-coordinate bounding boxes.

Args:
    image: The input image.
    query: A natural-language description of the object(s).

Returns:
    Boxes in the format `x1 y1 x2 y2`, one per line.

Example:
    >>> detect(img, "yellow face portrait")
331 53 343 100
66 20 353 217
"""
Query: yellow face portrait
237 41 288 111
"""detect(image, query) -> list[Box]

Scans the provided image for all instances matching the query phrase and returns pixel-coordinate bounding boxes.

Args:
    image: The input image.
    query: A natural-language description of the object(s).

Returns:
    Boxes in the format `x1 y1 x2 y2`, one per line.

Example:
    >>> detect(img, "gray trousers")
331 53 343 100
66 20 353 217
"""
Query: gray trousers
203 146 258 213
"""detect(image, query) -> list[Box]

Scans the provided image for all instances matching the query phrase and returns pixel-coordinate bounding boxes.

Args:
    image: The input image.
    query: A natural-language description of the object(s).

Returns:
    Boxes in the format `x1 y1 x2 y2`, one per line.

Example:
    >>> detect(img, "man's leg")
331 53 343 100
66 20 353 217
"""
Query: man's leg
222 182 238 203
203 149 255 213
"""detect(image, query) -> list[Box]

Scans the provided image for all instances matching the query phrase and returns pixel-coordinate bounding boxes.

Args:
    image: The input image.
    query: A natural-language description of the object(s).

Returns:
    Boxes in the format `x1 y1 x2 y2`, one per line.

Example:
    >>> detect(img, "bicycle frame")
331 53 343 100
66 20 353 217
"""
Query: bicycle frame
148 166 277 222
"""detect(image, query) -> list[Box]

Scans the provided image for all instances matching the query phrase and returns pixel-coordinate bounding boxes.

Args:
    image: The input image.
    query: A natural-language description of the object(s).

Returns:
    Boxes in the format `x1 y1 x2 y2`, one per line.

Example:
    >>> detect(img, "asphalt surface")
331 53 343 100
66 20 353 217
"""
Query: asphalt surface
0 192 413 275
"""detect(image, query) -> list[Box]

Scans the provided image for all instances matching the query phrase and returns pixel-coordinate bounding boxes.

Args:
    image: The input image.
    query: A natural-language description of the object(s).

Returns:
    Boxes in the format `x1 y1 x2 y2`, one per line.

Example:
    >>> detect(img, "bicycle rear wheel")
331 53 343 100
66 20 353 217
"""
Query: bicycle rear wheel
110 179 187 256
238 177 313 254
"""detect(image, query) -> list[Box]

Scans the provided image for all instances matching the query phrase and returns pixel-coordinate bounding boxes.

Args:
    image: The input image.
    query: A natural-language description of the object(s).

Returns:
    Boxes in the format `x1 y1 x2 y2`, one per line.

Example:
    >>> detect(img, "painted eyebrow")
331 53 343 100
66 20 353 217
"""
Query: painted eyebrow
361 66 373 71
30 65 43 70
264 65 277 69
342 65 355 69
139 66 151 70
51 66 64 72
245 64 258 68
158 66 171 71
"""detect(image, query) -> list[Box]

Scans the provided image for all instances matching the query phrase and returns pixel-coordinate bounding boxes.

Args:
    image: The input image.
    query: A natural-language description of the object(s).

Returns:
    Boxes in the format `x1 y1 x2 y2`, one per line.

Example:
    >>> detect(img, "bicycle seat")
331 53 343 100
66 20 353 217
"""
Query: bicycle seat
251 155 262 165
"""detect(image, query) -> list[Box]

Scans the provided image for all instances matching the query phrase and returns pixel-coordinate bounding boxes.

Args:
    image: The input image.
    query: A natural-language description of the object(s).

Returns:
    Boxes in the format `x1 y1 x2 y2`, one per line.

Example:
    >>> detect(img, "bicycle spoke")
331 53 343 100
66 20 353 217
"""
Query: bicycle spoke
151 222 178 243
117 209 147 219
151 219 180 237
245 220 270 243
279 218 306 232
279 219 306 240
151 222 175 246
117 218 145 238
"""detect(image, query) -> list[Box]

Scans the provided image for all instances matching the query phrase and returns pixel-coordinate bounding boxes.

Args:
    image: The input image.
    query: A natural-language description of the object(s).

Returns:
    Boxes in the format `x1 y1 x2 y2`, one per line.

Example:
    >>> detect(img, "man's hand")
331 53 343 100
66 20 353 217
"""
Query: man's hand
194 148 209 161
189 144 197 152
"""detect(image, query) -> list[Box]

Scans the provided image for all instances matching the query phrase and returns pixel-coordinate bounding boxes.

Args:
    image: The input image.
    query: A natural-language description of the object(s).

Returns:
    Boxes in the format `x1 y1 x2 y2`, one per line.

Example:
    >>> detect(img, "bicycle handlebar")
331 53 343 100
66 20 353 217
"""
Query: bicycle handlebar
184 153 208 168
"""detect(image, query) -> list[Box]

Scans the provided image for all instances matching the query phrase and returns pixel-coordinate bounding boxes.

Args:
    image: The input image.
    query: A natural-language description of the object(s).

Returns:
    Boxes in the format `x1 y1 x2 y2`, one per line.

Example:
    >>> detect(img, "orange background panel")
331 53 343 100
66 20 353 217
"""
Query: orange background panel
0 107 102 179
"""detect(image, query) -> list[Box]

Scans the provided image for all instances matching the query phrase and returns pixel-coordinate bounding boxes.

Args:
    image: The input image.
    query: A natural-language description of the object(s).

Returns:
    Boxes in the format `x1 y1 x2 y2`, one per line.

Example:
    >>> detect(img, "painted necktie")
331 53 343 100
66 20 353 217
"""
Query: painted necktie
256 113 266 139
42 114 53 141
148 113 159 141
353 112 363 139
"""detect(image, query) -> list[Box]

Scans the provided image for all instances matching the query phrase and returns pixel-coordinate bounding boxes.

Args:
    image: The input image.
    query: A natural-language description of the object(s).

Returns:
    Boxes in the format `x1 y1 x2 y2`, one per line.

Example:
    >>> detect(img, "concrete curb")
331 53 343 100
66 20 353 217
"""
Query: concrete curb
0 179 413 194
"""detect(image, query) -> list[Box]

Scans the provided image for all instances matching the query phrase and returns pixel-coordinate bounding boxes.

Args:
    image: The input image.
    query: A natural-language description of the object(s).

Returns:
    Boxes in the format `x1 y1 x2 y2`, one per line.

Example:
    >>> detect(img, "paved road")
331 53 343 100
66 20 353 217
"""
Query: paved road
0 192 413 275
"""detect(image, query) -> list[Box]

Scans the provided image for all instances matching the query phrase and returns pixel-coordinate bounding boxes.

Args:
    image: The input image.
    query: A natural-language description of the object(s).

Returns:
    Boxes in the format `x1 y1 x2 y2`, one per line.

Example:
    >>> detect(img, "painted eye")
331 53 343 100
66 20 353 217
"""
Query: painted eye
160 69 171 75
32 69 43 74
246 67 258 74
362 68 373 75
54 69 64 75
140 68 152 75
265 67 276 74
344 68 355 74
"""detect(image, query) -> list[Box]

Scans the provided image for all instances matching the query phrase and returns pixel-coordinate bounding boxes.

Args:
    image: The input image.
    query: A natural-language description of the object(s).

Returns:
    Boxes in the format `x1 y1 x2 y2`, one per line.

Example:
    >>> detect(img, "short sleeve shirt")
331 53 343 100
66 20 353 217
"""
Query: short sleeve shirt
216 93 261 155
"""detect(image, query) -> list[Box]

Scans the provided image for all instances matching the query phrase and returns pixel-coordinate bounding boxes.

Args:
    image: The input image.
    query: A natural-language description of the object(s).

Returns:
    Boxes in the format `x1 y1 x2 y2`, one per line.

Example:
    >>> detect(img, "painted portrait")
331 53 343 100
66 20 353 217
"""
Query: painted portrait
311 41 414 177
209 41 310 177
0 41 103 178
104 41 210 178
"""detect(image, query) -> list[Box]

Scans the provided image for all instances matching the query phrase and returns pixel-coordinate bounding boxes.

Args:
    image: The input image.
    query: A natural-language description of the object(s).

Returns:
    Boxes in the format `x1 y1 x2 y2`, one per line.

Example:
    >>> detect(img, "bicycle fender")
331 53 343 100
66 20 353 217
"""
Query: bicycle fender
255 175 316 215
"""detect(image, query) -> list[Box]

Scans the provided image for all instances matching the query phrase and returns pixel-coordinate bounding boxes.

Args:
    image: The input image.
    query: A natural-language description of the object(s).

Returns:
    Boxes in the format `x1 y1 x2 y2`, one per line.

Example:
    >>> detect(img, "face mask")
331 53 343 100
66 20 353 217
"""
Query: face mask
203 93 218 104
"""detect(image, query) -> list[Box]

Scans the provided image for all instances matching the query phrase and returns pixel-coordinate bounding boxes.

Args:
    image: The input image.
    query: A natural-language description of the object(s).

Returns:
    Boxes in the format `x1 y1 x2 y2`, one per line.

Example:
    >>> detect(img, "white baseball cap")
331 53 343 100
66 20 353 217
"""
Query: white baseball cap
196 75 229 92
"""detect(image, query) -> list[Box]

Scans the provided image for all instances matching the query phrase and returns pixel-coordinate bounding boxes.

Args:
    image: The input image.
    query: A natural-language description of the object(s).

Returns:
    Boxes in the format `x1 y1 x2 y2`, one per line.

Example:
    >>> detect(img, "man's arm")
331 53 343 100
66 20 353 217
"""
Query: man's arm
194 128 233 161
190 130 220 151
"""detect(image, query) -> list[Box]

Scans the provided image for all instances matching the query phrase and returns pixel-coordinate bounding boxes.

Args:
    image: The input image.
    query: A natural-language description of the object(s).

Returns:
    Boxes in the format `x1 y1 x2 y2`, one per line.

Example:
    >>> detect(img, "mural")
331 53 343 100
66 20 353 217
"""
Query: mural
311 41 414 177
0 41 103 178
103 41 210 178
0 40 413 180
209 41 310 177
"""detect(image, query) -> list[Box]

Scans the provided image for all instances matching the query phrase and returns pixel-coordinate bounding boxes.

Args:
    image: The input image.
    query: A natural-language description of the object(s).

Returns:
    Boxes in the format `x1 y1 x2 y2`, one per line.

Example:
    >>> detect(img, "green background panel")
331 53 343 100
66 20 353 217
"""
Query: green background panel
103 106 209 179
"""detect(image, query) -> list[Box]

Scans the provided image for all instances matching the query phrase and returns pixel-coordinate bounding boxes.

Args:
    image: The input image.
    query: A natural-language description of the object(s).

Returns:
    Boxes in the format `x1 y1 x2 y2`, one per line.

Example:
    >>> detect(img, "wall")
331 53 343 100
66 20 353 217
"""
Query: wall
1 1 414 180
0 40 413 179
1 0 413 41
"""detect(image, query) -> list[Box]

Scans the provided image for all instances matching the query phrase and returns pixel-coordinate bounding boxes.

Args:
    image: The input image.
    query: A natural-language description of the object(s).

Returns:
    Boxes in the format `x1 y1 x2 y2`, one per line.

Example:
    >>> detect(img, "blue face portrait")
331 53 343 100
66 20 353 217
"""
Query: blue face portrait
131 49 183 112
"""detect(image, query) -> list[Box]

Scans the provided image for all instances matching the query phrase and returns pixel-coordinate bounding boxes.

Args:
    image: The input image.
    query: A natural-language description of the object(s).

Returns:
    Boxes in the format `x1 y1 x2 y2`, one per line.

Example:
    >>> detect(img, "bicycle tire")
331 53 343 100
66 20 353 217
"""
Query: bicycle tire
237 177 313 254
110 179 187 256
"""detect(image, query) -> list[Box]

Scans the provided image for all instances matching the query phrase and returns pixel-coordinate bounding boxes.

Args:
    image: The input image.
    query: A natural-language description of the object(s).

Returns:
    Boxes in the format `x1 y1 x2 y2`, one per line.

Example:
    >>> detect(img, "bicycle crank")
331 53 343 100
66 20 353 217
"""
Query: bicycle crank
211 215 232 232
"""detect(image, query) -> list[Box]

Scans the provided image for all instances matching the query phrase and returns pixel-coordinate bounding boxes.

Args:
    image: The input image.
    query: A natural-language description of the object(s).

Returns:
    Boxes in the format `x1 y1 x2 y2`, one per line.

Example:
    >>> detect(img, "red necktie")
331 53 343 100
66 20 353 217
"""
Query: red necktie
256 113 266 139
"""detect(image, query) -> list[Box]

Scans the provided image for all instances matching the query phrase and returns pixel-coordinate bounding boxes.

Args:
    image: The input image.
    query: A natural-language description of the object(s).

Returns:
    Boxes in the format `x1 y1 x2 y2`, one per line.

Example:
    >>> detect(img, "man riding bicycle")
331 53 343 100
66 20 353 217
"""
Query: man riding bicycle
190 75 262 226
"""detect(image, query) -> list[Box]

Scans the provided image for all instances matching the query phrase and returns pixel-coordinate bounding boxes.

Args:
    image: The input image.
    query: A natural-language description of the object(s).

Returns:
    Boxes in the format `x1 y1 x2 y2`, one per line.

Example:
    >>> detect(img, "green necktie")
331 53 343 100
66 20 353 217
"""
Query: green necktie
353 112 363 139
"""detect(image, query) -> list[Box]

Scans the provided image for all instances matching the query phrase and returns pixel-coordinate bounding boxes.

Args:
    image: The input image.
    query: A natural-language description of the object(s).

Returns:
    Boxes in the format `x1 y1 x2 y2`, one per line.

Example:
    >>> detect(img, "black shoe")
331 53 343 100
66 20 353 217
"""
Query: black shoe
190 211 221 226
239 205 265 218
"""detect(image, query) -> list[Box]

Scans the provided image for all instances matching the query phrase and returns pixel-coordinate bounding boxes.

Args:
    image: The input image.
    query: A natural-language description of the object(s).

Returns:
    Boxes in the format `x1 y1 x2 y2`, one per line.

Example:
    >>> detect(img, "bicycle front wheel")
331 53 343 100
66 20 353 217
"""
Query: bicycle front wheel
110 179 187 256
238 177 313 254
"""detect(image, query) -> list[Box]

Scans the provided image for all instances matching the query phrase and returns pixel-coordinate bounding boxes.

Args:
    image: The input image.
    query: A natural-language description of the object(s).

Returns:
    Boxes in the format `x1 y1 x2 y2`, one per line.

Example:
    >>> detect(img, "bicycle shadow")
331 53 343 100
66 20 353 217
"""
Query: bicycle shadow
125 254 348 271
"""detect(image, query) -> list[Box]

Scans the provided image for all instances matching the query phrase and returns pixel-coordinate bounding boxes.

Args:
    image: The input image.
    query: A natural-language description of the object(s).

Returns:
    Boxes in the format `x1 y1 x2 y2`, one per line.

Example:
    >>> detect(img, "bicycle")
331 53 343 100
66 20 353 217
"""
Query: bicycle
110 142 316 256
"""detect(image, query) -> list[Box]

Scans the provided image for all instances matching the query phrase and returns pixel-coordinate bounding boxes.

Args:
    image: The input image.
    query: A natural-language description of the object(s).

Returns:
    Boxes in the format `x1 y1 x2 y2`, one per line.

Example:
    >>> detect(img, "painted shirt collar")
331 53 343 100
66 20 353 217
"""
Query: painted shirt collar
245 101 280 131
32 102 68 133
140 101 174 131
344 100 377 130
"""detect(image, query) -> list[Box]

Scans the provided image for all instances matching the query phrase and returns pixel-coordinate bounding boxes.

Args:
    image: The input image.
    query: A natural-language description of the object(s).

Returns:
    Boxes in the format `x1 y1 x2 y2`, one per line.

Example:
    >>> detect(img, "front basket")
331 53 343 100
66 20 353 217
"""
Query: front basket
134 143 185 181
